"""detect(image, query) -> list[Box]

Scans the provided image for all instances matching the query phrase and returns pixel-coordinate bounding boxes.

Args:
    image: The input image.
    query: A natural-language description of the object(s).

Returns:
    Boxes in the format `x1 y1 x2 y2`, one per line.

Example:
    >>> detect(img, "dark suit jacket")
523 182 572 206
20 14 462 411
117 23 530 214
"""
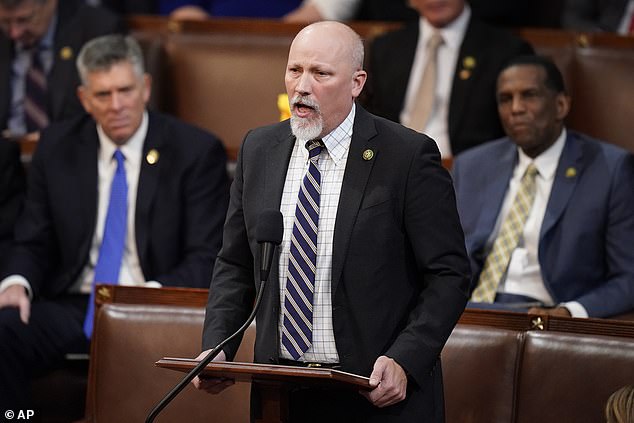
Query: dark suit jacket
453 131 634 318
0 139 25 264
203 106 470 421
562 0 629 31
1 112 229 298
354 0 419 21
0 0 125 133
365 16 533 156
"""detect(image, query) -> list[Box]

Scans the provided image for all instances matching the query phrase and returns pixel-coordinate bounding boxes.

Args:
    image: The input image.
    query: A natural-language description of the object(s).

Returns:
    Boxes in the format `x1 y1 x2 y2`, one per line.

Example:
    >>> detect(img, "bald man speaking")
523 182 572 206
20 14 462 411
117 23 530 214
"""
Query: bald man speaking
194 21 470 422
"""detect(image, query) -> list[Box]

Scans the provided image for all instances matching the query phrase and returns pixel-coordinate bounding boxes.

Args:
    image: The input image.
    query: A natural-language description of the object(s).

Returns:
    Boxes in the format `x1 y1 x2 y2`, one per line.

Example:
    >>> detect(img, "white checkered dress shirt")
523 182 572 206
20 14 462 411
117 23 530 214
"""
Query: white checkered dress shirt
278 105 356 363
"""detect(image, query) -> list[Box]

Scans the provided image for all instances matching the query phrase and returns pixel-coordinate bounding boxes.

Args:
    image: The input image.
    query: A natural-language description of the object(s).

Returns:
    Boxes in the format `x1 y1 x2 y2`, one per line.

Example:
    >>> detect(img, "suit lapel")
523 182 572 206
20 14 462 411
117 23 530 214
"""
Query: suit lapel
448 17 480 142
264 127 295 286
392 23 419 118
76 120 99 256
331 107 378 294
473 142 517 247
49 0 80 120
265 129 295 211
135 113 163 263
540 134 583 238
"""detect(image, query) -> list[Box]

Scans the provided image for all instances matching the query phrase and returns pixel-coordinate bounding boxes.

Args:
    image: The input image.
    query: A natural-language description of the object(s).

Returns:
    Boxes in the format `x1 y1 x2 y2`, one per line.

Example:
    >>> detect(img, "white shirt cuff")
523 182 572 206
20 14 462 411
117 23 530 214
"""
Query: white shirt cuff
143 281 163 289
562 301 588 318
0 275 33 301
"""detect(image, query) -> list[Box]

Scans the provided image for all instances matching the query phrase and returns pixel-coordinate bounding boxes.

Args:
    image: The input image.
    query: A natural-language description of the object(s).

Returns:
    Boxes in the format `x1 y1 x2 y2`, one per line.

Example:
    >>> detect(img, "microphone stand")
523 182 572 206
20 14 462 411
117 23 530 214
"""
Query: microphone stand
145 279 267 423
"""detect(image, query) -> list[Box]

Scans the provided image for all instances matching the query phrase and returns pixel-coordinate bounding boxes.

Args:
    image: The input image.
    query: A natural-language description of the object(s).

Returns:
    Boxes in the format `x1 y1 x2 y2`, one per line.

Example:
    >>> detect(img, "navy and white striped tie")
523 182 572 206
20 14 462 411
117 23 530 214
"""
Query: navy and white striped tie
24 48 49 132
282 139 323 360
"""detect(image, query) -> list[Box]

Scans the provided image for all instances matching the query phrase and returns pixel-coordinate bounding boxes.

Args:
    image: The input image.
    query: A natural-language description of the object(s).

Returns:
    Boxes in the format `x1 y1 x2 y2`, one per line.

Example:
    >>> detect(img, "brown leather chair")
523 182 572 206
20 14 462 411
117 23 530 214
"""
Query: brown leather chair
83 287 255 423
442 325 522 423
164 32 291 161
567 45 634 153
516 331 634 423
442 311 634 423
78 287 634 423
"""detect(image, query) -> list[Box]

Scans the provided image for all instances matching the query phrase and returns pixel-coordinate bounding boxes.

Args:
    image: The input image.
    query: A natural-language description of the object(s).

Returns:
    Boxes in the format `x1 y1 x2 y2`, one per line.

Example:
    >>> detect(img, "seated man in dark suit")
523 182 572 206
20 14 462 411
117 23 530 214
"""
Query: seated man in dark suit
0 0 124 139
0 34 229 409
365 0 533 158
453 55 634 318
0 138 25 263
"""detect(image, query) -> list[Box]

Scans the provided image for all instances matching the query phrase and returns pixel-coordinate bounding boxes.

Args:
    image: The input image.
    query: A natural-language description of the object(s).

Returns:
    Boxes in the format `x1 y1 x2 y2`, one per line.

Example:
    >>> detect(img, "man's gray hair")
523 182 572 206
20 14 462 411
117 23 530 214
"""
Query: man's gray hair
76 34 145 85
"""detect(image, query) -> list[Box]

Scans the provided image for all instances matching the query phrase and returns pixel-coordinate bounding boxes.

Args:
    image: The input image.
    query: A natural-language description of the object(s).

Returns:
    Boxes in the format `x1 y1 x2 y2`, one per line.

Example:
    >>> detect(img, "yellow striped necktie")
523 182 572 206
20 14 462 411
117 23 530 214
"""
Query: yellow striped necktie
471 164 539 303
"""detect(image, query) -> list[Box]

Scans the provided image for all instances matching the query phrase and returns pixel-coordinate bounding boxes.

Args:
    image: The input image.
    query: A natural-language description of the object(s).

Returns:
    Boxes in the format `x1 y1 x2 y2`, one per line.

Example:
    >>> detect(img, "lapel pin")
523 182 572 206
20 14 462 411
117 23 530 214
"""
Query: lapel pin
463 56 476 69
60 46 73 60
362 149 374 161
565 167 576 178
459 69 471 80
146 149 159 165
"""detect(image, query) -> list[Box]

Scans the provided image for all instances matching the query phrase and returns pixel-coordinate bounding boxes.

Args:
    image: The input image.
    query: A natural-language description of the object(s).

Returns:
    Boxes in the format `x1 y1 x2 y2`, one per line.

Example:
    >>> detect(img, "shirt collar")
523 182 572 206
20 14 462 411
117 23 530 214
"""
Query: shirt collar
419 4 470 51
516 127 567 181
97 111 148 168
299 103 355 167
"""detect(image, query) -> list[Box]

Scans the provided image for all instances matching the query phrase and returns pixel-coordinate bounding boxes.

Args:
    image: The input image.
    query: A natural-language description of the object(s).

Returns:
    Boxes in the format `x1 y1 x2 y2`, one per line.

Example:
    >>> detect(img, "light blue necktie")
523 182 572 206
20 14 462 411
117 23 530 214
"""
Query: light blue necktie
282 140 323 360
83 149 128 339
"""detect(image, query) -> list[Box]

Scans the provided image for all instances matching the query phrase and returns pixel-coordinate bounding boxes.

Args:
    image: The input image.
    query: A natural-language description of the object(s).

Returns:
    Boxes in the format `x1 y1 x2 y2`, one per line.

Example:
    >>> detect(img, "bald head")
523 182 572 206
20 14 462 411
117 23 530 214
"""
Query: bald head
292 21 365 73
285 21 367 140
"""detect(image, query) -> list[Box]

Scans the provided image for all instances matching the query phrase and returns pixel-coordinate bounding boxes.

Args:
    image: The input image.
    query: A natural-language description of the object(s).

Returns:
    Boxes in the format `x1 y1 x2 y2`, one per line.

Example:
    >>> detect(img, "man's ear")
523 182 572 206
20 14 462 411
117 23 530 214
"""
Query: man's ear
352 70 367 98
77 85 91 114
143 73 152 104
556 92 571 121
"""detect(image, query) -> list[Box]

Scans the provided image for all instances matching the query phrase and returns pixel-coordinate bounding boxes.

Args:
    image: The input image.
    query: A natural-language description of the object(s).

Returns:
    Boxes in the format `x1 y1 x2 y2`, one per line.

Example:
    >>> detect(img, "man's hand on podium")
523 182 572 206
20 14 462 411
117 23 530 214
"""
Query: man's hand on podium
191 349 235 394
361 355 408 408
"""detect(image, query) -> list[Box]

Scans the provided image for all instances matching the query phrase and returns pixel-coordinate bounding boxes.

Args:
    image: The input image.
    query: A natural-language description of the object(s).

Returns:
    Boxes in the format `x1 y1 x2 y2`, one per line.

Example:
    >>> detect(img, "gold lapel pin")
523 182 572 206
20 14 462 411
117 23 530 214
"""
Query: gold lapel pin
146 149 159 165
60 46 73 60
463 56 476 69
565 167 577 178
362 149 374 161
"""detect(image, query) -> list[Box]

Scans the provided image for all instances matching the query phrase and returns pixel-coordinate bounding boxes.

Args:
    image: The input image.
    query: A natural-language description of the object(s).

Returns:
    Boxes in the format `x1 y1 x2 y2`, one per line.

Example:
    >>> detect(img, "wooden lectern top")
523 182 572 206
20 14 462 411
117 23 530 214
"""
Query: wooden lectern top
156 358 372 391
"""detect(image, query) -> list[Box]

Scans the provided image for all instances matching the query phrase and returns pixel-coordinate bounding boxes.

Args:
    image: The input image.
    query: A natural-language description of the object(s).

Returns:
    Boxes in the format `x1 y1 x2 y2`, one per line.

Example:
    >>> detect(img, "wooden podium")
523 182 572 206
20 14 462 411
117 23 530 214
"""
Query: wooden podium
156 358 371 423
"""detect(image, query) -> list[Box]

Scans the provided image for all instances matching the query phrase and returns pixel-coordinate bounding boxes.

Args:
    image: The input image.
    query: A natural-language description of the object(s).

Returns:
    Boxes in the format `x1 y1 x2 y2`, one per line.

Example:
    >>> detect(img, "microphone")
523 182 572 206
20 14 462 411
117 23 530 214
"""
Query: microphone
146 209 284 423
257 209 284 283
